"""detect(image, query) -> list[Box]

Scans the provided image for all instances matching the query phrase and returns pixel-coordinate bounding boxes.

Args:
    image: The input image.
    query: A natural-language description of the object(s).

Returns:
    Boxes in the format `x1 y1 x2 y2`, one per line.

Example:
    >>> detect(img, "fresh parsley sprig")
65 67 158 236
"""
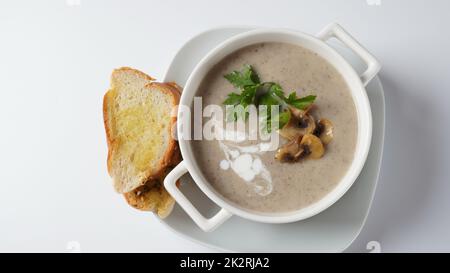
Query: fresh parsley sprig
285 93 316 110
224 64 260 88
222 64 316 132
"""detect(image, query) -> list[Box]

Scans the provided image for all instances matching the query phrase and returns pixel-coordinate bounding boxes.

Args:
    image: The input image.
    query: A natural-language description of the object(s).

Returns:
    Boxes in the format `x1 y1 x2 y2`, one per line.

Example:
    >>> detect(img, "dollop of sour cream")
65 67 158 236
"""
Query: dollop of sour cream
217 135 274 196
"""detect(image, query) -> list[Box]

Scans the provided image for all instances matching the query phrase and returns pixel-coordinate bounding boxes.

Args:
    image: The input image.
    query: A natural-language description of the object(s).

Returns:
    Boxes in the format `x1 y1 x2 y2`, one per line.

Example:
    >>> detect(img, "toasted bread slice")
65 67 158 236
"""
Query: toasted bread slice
124 142 182 218
103 67 180 193
123 167 180 218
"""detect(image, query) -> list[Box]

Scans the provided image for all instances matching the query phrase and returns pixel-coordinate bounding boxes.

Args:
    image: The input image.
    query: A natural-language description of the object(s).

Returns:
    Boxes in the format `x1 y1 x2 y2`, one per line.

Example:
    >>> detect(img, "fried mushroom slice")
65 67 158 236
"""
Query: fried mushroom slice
300 134 324 159
314 119 334 145
278 109 316 140
275 136 304 162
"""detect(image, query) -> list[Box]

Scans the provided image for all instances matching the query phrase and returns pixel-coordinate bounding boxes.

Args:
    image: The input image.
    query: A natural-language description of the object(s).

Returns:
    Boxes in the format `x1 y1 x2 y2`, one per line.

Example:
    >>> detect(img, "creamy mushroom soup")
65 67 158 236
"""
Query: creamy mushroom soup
192 42 357 213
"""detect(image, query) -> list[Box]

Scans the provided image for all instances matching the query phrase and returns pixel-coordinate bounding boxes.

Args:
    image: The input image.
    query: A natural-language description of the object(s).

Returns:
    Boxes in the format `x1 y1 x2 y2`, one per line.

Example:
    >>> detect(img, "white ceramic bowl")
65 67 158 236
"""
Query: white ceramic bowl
164 23 381 232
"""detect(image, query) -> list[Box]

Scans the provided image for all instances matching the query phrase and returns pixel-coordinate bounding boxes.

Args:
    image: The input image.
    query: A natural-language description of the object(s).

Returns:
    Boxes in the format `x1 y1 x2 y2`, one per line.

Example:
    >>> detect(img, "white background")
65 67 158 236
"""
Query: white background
1 0 450 252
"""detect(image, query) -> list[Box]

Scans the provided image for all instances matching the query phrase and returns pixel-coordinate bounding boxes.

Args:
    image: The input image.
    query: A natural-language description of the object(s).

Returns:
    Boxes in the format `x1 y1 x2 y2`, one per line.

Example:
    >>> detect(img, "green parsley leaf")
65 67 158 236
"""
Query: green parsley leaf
257 83 284 119
234 104 249 121
223 85 258 121
269 83 284 98
240 84 258 106
264 109 290 133
222 64 317 133
276 110 291 129
224 64 260 88
257 83 283 106
223 92 241 105
285 93 316 110
258 91 280 109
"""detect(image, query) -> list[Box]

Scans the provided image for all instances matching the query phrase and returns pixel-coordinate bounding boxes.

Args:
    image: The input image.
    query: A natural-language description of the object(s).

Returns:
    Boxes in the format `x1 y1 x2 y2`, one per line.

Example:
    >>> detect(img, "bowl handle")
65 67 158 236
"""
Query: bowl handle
317 23 381 86
164 161 233 232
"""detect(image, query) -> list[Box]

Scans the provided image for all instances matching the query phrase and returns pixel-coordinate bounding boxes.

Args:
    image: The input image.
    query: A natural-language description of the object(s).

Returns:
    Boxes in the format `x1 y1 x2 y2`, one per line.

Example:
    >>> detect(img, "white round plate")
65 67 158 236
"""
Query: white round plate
160 26 385 252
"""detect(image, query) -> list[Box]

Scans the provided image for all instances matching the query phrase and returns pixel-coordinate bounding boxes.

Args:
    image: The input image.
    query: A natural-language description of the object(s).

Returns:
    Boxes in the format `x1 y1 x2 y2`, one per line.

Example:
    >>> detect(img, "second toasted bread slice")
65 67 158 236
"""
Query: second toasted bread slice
123 166 180 218
103 68 180 193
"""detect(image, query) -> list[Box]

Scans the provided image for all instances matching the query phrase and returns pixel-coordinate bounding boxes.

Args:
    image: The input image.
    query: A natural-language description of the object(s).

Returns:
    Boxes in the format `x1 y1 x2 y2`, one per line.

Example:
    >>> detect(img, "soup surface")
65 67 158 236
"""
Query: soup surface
192 42 357 213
